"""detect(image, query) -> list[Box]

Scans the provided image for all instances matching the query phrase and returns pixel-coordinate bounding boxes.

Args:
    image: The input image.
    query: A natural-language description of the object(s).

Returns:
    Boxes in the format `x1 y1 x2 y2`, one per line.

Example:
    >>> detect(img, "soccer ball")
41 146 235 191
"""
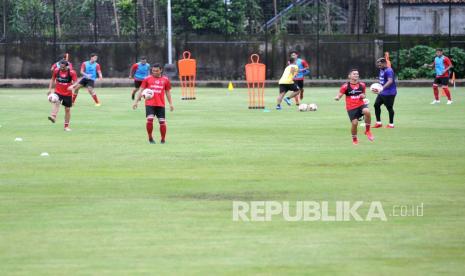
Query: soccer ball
308 103 318 111
48 93 59 103
370 83 383 94
298 103 308 112
142 89 154 100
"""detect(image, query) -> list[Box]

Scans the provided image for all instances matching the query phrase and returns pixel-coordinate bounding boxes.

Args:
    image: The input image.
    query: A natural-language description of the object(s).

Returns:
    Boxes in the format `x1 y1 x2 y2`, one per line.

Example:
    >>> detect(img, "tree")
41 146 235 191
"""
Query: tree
8 0 53 37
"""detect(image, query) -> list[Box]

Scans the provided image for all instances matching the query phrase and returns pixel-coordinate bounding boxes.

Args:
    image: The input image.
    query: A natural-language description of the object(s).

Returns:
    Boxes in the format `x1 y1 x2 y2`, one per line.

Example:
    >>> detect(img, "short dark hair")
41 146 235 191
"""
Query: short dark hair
348 68 359 74
289 57 296 63
290 50 298 55
90 53 98 57
377 58 387 63
152 63 162 69
59 59 69 66
140 56 147 60
436 48 443 52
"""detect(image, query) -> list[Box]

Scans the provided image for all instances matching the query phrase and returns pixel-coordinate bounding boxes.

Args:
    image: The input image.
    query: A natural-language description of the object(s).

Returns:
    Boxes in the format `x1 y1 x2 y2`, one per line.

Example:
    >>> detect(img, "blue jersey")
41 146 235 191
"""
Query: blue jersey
379 67 397 96
294 58 310 80
82 61 100 80
434 56 452 77
133 62 150 80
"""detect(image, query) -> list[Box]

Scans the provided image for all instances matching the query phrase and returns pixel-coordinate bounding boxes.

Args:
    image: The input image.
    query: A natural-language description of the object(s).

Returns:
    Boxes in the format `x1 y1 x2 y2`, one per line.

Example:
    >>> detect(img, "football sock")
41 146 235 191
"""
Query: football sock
146 118 154 140
91 94 100 104
160 121 167 142
443 87 451 101
365 124 371 132
64 121 69 128
433 86 439 100
352 135 357 142
72 93 78 103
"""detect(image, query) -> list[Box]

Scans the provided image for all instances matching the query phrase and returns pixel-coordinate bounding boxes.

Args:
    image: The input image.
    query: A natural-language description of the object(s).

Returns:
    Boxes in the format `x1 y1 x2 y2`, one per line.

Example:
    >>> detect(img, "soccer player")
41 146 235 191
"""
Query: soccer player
373 58 397 128
50 53 73 71
290 51 310 105
70 53 103 106
129 57 150 100
132 64 174 144
334 69 374 145
276 57 301 110
47 60 77 131
424 48 453 104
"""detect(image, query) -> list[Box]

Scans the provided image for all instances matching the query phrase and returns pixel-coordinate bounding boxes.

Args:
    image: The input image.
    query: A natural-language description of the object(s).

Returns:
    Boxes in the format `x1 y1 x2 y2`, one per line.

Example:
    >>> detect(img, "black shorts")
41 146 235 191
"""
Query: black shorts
134 80 143 88
56 93 72 108
374 94 396 108
347 104 368 121
434 77 449 86
279 83 300 94
294 80 304 90
146 106 165 119
79 78 95 87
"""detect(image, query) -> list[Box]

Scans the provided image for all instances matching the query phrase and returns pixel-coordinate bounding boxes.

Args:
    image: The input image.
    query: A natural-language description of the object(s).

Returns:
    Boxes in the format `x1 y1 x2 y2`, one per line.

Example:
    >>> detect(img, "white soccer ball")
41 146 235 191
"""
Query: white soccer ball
298 103 308 112
142 89 154 100
308 103 318 111
370 83 383 94
48 93 59 103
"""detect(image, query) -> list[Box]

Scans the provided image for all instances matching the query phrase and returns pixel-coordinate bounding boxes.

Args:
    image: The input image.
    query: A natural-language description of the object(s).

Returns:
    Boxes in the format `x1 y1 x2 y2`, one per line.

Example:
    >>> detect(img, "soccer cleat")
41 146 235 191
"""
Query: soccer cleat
160 140 165 144
447 100 453 105
276 105 282 110
373 122 382 128
48 116 56 123
352 138 359 145
64 127 72 132
131 92 136 100
283 97 292 106
430 100 440 104
149 139 156 144
386 124 395 129
95 103 101 107
365 131 375 141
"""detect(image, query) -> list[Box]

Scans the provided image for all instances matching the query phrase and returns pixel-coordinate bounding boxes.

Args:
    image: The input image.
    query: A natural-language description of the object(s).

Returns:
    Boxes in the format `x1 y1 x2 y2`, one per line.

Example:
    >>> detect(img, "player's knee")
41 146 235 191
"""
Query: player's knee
362 108 370 115
159 118 166 125
351 120 358 126
146 115 154 121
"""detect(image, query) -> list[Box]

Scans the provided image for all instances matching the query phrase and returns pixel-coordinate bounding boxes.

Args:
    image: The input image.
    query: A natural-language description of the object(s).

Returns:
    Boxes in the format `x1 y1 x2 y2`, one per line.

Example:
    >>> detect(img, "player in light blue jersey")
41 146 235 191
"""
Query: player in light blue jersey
129 57 150 100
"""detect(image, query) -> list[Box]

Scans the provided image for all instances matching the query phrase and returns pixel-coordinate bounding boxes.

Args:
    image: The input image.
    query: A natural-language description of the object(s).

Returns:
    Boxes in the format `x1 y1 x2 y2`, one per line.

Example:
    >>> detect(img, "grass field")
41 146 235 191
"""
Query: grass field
1 86 465 275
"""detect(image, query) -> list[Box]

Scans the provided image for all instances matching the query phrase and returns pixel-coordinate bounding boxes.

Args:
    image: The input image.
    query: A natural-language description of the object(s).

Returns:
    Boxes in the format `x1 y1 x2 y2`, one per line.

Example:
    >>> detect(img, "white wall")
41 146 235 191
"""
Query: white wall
384 5 465 35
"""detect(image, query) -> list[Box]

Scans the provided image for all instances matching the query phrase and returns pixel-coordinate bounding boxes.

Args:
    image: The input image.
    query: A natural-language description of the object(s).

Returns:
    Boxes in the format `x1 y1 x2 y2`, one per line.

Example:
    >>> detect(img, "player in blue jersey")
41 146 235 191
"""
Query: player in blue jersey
70 53 103 106
290 51 310 105
373 58 397 128
129 57 150 100
425 48 453 105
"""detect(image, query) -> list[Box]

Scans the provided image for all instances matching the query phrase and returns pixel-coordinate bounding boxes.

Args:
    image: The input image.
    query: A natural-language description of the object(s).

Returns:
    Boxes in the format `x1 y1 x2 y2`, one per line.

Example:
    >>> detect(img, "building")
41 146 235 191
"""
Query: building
383 0 465 35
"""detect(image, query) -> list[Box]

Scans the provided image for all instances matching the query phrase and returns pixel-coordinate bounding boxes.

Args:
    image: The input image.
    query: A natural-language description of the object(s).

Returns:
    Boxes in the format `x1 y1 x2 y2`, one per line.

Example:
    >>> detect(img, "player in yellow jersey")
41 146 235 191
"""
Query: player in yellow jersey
276 57 301 110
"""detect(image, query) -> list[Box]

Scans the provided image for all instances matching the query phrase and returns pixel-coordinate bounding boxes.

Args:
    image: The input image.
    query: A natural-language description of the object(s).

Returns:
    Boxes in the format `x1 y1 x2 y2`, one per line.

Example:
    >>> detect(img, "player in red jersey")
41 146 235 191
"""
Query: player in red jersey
132 63 174 144
47 60 78 131
50 53 73 72
334 69 374 145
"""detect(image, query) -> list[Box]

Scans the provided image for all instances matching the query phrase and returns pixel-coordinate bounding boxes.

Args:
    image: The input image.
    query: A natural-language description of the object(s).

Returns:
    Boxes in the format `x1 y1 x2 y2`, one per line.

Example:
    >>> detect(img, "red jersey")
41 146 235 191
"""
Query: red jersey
51 61 73 71
52 69 77 96
140 75 171 107
339 82 366 110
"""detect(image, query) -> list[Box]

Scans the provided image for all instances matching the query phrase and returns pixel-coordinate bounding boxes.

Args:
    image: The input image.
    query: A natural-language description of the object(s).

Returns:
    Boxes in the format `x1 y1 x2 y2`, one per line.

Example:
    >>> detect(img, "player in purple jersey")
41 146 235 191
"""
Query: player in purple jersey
373 58 397 129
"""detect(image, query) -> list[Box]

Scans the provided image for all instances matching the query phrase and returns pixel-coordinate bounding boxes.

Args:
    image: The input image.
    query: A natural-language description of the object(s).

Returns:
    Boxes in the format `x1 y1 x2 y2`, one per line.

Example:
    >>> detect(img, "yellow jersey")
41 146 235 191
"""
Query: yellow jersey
278 64 298 84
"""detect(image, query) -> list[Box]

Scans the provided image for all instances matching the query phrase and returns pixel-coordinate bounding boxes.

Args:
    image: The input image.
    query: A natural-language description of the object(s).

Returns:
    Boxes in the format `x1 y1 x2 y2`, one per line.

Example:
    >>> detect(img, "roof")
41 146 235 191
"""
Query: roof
384 0 465 4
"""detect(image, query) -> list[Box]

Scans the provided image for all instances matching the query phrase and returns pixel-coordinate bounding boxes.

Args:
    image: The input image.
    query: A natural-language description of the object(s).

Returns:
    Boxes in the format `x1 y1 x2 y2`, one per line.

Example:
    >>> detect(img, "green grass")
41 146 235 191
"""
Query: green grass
1 87 465 275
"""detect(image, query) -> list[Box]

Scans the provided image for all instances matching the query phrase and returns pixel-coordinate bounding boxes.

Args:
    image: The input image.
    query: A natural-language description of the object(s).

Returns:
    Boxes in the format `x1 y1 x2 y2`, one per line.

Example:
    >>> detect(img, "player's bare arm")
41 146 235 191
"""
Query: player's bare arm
48 73 56 95
166 90 174 111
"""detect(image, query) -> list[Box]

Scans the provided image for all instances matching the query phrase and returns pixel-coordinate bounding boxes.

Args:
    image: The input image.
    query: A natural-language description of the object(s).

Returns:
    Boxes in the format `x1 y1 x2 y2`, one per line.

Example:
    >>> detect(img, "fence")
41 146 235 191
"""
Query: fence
0 0 464 79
